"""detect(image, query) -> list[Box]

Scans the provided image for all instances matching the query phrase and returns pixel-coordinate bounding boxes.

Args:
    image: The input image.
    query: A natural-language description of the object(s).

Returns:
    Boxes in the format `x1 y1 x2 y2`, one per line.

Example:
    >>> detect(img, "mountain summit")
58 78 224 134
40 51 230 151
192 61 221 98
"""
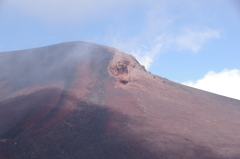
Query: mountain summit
0 41 240 159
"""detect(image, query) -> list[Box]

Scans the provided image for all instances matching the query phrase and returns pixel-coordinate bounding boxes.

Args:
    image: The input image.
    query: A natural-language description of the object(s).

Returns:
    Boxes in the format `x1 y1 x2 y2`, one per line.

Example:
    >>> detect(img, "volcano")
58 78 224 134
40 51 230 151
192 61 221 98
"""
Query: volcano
0 41 240 159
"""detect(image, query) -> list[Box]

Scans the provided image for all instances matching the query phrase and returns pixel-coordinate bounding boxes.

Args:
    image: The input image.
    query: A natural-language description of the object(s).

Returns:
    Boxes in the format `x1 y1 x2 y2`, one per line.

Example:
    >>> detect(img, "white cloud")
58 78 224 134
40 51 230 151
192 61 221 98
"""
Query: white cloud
108 33 166 70
182 69 240 100
109 37 163 70
4 0 221 70
109 28 220 69
5 0 131 21
176 29 220 52
105 1 220 70
130 43 163 69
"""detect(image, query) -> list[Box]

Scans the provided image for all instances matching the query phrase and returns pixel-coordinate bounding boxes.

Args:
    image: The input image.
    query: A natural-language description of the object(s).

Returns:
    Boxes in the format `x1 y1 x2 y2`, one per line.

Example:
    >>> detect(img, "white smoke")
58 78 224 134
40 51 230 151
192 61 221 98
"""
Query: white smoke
183 69 240 100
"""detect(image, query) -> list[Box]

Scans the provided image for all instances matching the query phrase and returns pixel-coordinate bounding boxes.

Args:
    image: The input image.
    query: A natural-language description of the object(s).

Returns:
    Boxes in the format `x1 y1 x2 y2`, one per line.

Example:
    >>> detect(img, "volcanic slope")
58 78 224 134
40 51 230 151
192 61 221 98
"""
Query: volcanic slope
0 41 240 159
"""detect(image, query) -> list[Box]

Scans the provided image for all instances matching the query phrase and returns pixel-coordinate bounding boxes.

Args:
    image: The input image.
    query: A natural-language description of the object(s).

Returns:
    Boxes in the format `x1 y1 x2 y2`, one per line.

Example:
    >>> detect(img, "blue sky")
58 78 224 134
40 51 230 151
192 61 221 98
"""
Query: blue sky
1 0 240 100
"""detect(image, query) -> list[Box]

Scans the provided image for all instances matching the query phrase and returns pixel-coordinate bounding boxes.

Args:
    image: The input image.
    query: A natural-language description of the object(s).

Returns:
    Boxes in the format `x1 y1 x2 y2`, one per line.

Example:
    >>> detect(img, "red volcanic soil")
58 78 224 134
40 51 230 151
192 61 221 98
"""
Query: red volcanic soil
0 41 240 159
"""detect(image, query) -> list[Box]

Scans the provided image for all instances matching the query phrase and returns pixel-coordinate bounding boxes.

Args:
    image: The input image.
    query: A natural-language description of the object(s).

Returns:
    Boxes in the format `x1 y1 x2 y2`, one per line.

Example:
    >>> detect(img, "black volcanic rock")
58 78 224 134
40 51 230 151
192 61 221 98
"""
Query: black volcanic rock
0 41 240 159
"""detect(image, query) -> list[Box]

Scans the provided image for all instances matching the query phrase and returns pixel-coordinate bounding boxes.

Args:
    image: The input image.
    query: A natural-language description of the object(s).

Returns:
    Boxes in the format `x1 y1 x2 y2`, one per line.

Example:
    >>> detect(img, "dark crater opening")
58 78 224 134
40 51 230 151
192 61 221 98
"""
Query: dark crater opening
120 80 128 85
117 64 128 75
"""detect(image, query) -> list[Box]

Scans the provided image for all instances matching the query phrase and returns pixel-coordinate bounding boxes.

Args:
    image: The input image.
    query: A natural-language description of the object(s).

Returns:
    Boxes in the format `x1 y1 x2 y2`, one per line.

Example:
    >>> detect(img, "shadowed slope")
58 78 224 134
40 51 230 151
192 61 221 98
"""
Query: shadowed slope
0 41 240 159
